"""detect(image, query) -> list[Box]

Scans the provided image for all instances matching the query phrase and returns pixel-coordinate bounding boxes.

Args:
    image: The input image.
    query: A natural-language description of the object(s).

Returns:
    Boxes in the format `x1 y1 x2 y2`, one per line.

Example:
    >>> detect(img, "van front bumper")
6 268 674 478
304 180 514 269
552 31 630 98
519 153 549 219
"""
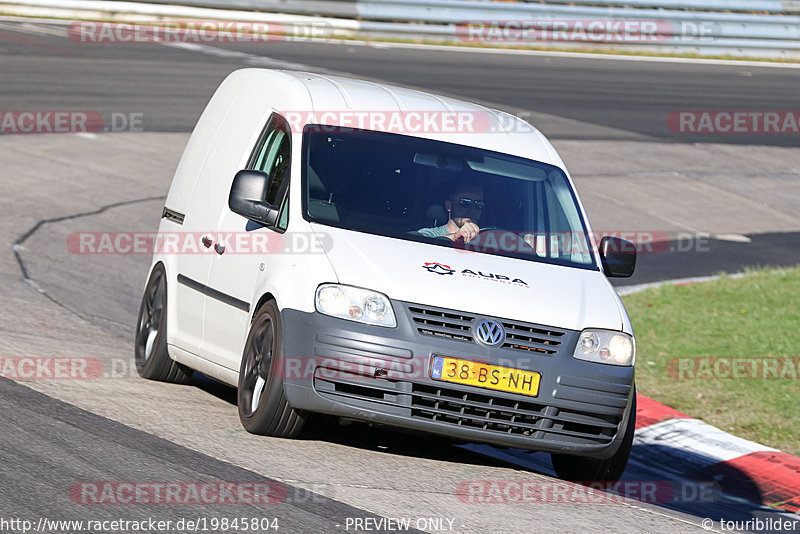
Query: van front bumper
280 301 635 459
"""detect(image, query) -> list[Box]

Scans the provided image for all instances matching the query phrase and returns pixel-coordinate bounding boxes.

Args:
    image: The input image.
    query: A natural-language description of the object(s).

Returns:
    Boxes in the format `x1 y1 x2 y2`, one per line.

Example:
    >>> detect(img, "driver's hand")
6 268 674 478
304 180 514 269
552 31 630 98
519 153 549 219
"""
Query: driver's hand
453 220 480 243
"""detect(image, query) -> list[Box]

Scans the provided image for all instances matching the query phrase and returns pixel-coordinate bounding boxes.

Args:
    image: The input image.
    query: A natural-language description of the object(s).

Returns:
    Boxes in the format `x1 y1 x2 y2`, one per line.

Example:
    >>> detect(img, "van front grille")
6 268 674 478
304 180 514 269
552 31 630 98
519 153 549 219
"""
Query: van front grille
313 371 621 446
410 383 618 444
408 306 474 342
406 304 568 355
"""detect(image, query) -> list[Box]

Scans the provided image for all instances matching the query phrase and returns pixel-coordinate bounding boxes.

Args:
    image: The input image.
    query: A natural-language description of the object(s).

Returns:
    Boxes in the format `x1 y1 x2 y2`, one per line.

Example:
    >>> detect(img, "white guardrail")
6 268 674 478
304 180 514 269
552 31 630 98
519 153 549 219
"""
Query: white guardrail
2 0 799 58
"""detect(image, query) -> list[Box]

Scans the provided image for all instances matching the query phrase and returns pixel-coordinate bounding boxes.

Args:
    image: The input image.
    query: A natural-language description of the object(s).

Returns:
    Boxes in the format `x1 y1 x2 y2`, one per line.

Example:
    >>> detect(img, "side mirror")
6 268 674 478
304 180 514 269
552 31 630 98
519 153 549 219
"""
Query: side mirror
228 170 280 227
599 236 636 278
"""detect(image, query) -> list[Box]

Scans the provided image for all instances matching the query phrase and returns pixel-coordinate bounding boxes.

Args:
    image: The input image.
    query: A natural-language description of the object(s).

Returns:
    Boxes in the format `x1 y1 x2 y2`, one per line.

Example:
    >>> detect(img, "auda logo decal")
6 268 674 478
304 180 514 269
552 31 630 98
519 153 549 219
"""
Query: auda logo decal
422 262 528 287
423 262 456 275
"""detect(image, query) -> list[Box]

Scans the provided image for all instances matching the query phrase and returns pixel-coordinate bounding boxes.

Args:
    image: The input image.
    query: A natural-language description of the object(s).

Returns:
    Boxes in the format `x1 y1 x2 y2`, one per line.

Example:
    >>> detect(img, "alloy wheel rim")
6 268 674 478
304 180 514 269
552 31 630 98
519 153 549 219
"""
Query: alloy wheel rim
136 273 164 365
242 315 273 417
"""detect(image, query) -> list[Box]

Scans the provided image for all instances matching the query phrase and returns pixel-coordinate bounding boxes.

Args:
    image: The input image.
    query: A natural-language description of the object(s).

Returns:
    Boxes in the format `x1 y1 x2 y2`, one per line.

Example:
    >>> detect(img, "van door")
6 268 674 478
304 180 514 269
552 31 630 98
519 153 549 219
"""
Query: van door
170 196 216 354
167 85 245 355
201 114 292 371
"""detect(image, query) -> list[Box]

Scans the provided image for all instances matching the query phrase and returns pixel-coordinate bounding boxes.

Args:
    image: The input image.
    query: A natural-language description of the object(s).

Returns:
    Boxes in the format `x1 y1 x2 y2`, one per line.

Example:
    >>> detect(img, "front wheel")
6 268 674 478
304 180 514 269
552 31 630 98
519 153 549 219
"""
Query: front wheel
237 300 305 437
550 391 636 482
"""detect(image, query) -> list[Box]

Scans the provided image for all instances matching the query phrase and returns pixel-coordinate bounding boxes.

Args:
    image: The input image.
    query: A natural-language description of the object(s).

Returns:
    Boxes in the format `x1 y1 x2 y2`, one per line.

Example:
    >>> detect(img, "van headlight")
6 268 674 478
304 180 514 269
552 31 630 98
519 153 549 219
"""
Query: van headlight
315 284 397 327
573 330 634 366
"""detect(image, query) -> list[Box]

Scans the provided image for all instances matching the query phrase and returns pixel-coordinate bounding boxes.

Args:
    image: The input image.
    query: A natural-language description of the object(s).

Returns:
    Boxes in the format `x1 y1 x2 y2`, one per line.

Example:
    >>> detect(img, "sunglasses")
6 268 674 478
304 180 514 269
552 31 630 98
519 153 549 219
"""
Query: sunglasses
457 198 486 210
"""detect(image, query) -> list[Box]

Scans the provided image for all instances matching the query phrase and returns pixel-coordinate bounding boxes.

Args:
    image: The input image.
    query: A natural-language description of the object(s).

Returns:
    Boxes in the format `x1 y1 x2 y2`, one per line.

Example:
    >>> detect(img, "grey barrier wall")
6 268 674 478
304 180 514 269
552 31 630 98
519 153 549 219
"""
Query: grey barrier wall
8 0 800 57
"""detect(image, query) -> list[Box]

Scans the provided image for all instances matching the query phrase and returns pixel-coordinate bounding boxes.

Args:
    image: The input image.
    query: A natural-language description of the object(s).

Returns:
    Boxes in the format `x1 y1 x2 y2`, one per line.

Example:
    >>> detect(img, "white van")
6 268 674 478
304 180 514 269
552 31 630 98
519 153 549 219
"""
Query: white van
135 69 638 481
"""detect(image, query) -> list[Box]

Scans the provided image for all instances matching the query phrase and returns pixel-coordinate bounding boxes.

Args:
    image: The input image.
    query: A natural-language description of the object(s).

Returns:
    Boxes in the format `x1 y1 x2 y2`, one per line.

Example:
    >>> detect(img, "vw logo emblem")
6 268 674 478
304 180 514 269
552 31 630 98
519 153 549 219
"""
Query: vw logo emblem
474 319 505 347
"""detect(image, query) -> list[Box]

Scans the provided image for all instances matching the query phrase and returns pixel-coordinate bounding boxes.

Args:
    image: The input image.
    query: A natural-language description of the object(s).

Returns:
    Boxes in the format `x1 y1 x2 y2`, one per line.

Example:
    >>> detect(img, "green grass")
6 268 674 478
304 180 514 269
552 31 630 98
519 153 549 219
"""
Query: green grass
622 267 800 455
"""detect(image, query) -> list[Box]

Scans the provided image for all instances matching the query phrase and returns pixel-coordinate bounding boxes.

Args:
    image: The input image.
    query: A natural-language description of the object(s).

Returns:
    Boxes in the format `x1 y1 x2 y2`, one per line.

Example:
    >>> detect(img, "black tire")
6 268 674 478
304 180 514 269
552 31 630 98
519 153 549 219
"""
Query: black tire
237 300 305 437
550 390 636 483
134 264 193 384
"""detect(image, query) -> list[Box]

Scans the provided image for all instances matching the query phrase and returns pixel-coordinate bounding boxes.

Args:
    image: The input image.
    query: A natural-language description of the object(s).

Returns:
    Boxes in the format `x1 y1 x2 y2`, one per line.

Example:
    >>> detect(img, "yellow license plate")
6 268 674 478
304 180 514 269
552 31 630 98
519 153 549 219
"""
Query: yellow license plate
430 355 540 397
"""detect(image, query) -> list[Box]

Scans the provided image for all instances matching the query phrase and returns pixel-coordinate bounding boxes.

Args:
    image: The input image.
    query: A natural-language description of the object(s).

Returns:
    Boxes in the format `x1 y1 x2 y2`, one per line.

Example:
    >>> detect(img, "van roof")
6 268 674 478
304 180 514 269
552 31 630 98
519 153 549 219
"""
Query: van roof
249 69 564 167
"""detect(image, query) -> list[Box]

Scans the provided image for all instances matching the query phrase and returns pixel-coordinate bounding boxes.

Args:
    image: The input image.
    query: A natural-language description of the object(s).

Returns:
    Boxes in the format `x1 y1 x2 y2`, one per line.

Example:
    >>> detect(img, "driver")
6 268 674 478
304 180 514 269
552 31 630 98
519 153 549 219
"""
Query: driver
418 180 484 243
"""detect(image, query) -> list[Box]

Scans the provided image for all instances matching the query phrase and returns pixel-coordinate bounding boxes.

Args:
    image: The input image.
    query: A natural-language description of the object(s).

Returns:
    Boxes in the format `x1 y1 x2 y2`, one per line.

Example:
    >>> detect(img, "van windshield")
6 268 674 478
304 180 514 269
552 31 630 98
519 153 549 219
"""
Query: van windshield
302 125 596 270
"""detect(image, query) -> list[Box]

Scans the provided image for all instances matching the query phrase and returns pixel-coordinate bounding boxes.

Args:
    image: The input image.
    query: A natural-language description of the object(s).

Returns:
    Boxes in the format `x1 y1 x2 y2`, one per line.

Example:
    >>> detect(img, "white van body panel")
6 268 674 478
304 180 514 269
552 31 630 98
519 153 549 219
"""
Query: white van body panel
164 70 301 213
279 71 561 165
156 70 314 357
310 224 621 332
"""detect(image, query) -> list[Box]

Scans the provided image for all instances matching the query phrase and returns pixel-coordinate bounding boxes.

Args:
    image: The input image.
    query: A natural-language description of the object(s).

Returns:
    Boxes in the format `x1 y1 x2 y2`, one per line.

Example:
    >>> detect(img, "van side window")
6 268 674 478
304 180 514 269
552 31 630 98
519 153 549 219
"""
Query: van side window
248 114 291 230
